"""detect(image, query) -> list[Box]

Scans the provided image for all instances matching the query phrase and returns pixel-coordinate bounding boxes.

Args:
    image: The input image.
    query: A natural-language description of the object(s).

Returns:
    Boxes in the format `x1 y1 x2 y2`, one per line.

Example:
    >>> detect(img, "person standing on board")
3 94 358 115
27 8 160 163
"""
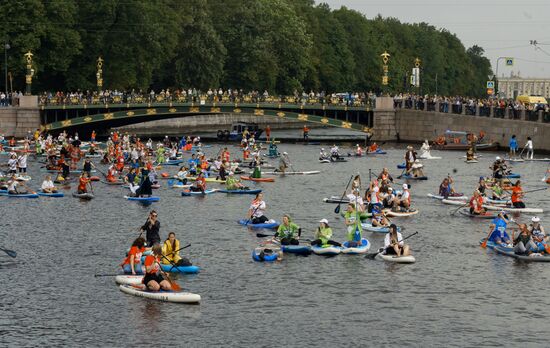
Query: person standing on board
509 135 518 159
141 210 161 247
303 125 310 142
524 137 534 159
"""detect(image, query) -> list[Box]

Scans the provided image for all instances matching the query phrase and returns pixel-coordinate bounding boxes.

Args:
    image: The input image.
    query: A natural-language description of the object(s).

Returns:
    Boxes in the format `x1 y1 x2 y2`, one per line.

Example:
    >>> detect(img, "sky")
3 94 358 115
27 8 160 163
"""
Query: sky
322 0 550 79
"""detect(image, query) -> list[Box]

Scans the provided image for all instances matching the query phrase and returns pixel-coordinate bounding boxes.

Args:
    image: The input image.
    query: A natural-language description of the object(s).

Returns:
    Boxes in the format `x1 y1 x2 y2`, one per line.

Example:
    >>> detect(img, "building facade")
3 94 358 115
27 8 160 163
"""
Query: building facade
498 77 550 99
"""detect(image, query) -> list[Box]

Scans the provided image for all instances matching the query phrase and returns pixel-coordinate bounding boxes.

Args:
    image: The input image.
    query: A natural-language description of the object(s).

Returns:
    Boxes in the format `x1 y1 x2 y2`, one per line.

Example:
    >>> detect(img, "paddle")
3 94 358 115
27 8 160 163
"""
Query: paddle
157 263 181 291
256 232 312 243
0 247 17 258
451 201 470 215
334 175 354 214
245 204 261 226
365 231 418 259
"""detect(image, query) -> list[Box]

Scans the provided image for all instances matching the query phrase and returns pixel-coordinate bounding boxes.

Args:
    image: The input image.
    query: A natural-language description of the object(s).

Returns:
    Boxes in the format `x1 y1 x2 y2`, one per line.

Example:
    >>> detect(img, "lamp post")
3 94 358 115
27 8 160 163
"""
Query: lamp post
4 43 9 98
96 57 103 92
494 56 513 98
380 51 390 94
24 51 34 96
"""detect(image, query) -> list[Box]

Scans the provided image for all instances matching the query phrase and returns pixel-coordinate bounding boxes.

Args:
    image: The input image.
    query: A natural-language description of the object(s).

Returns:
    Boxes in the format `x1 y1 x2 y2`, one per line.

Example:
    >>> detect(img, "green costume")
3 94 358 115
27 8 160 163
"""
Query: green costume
344 210 362 241
156 147 166 164
225 176 240 190
315 226 333 245
251 166 261 178
276 221 300 240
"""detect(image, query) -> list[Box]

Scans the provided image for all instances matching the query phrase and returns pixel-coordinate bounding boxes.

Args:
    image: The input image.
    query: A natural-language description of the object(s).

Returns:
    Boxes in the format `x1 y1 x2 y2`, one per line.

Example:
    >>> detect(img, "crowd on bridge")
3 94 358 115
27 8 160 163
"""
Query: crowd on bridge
393 93 549 120
37 88 376 108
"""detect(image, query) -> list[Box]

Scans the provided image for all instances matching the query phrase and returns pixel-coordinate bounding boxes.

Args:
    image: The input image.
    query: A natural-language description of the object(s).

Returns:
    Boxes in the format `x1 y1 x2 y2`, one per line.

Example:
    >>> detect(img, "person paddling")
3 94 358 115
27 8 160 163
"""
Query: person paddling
278 152 290 173
191 171 206 193
41 175 58 193
512 224 537 256
274 214 300 245
7 174 30 195
311 219 341 247
225 171 246 190
529 217 548 253
511 180 525 208
143 244 172 291
121 237 146 275
248 193 269 224
439 176 454 198
469 190 485 215
162 232 191 266
487 211 512 246
77 172 92 194
383 224 411 257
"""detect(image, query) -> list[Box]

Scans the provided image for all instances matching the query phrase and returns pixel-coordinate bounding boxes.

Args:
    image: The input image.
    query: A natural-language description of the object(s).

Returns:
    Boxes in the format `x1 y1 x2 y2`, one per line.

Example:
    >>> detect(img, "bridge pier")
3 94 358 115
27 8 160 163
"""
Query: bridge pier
373 97 397 141
0 96 40 137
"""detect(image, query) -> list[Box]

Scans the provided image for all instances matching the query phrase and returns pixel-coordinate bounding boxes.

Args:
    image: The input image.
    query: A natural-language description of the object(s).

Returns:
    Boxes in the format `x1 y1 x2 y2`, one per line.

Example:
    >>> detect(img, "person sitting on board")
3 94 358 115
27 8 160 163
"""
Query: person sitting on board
278 152 290 173
311 219 341 247
121 237 146 275
162 232 192 267
529 216 548 253
487 211 512 246
330 144 340 159
383 224 411 257
466 147 475 161
319 148 330 161
511 180 525 208
106 165 118 183
77 172 91 194
395 184 412 212
344 203 363 247
41 175 58 193
248 193 269 224
491 157 507 182
439 176 454 199
512 224 538 256
355 144 363 156
225 171 246 190
371 205 390 227
176 166 188 184
469 190 485 215
409 159 424 177
377 168 394 186
490 181 508 201
143 244 171 291
382 187 396 209
7 174 29 195
168 146 178 160
190 171 206 193
274 214 300 245
369 142 379 153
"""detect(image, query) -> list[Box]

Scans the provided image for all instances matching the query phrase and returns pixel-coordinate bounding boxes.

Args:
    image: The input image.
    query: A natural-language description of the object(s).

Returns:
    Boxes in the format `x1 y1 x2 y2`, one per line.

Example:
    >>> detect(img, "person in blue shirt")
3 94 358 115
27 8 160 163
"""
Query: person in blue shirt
188 154 198 175
509 135 518 159
488 210 511 245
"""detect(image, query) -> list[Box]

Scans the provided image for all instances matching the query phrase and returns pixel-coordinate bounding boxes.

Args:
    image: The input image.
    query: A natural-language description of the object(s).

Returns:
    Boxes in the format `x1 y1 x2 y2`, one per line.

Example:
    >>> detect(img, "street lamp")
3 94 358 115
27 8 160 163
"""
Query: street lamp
4 43 9 98
494 56 513 98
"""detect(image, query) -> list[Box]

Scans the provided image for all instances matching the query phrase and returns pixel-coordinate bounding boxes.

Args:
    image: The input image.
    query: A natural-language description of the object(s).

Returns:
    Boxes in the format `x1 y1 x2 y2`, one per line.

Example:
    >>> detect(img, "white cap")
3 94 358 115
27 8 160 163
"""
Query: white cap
499 210 506 215
532 216 541 222
319 218 329 224
321 148 325 150
403 184 408 189
496 156 501 160
283 152 288 155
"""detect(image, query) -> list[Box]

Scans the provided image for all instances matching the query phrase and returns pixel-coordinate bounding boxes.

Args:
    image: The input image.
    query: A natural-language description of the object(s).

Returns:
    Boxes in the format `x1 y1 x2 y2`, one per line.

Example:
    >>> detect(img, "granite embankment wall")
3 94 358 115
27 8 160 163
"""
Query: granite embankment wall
114 113 306 136
0 108 41 137
374 108 550 151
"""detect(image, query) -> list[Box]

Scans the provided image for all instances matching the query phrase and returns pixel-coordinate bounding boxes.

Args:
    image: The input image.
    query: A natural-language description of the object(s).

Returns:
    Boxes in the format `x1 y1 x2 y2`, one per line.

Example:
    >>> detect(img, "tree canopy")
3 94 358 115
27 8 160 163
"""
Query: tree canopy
0 0 492 96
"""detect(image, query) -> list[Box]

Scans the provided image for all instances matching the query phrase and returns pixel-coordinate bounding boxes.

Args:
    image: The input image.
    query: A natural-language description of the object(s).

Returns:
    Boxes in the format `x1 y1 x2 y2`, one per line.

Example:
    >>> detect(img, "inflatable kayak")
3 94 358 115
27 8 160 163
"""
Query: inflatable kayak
0 192 39 198
427 193 466 200
125 196 160 202
262 171 320 175
493 245 550 262
240 176 275 182
375 252 416 263
115 275 143 286
459 209 497 219
361 222 401 233
218 189 262 194
383 209 419 217
38 191 64 198
341 238 370 254
482 204 543 214
160 263 200 274
281 244 312 255
238 219 279 229
311 244 341 256
252 247 280 262
181 189 218 196
400 174 428 180
72 192 94 200
119 284 201 303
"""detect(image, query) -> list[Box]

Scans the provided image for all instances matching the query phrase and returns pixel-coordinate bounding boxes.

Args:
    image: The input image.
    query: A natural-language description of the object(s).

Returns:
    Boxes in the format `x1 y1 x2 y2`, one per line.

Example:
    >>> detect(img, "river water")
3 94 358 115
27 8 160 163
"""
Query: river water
1 142 549 347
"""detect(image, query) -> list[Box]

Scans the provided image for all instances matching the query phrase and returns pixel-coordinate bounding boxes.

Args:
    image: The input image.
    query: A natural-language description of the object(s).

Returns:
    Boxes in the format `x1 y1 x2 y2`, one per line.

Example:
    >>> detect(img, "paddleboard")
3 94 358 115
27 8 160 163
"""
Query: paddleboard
115 275 143 286
38 191 64 197
238 219 279 229
482 204 543 214
311 245 341 256
493 245 550 262
427 193 467 200
375 252 416 263
218 189 262 194
262 171 320 175
119 284 201 303
383 209 419 217
240 176 275 182
72 192 94 200
125 196 160 202
341 238 370 254
181 189 218 196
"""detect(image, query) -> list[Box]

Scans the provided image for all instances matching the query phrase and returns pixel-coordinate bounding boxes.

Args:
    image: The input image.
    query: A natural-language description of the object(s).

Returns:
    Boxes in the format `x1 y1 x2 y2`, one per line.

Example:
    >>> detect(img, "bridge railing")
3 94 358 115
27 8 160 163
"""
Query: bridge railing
395 100 549 123
39 94 375 109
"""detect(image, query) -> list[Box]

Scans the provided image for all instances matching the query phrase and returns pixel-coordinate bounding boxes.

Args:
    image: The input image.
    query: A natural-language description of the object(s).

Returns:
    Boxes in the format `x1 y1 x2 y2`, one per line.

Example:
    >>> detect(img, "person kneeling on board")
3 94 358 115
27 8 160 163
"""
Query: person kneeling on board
121 237 146 275
487 211 512 246
383 224 411 257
